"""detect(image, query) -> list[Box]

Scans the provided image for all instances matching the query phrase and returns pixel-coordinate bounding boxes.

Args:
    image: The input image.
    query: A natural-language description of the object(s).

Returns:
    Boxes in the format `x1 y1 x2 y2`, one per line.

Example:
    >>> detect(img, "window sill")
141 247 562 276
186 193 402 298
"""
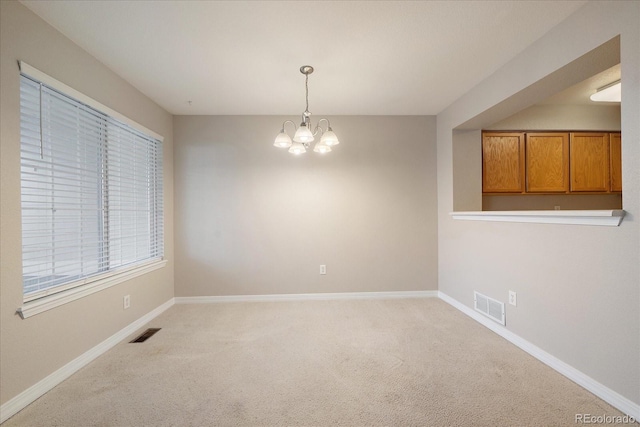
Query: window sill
17 259 167 319
449 210 625 226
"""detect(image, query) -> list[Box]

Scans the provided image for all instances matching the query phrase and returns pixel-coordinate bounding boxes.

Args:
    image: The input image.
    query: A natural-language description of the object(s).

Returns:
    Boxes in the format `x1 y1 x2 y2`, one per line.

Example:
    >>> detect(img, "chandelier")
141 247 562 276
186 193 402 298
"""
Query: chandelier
273 65 340 155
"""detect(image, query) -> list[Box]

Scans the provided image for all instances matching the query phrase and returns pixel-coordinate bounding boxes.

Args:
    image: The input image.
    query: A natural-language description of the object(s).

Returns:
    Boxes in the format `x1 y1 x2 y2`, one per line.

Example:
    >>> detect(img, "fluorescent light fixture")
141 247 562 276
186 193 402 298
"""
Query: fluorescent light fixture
590 80 621 102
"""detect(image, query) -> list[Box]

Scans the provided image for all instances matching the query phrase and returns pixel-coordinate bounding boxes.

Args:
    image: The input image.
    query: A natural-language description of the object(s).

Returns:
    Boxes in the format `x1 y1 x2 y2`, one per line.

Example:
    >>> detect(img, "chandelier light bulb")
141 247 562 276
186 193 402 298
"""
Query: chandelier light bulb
288 141 307 155
274 131 292 148
293 123 314 143
313 141 332 154
320 129 340 146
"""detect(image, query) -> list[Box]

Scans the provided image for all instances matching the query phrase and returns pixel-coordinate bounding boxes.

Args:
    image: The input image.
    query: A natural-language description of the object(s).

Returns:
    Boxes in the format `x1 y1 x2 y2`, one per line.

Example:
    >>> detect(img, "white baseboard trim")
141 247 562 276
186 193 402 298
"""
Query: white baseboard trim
0 298 175 424
175 290 438 304
438 291 640 420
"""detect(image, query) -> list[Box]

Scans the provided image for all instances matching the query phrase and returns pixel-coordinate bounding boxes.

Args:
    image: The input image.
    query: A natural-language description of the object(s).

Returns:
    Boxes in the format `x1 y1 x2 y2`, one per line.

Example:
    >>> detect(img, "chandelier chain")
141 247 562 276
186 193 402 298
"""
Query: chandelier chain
305 73 309 113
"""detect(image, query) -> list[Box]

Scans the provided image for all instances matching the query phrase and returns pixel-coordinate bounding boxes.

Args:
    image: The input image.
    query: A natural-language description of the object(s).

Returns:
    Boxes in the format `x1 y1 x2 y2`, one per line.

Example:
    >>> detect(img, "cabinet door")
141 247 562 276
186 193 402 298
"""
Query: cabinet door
482 132 525 193
570 132 610 192
610 132 622 192
526 133 569 193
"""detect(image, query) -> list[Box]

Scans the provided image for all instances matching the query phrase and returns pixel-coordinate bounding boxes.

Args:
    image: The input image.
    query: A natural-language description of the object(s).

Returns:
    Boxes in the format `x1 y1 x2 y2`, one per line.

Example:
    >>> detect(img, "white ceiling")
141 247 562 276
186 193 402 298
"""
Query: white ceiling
539 64 621 105
21 1 587 116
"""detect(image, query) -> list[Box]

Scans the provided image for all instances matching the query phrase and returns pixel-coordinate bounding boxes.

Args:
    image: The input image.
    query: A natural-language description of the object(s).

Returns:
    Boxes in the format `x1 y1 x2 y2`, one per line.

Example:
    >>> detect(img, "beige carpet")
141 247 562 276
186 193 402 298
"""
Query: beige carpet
4 298 631 426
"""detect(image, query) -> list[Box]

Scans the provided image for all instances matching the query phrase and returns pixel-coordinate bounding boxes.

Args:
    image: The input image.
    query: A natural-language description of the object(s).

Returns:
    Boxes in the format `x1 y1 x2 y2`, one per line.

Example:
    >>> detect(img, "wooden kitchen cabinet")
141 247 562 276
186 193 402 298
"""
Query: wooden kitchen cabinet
525 133 569 193
609 132 622 192
570 132 610 192
483 131 622 195
482 132 525 193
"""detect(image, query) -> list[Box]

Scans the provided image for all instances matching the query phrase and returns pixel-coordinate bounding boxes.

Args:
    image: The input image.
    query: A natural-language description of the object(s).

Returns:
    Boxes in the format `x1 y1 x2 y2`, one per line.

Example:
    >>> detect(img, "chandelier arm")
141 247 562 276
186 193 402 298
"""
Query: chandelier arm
317 118 330 130
282 120 297 135
312 118 331 136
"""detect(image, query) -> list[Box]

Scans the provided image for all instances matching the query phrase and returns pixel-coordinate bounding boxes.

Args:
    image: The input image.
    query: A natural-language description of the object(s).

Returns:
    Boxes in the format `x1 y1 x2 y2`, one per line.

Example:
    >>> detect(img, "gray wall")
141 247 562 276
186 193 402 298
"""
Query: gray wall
0 1 174 405
452 130 482 212
173 116 438 296
437 0 639 406
483 194 622 211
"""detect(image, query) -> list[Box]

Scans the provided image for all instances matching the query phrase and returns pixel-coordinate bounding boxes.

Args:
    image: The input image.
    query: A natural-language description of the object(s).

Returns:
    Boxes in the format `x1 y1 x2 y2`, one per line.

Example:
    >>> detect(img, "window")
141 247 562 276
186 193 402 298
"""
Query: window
19 70 163 304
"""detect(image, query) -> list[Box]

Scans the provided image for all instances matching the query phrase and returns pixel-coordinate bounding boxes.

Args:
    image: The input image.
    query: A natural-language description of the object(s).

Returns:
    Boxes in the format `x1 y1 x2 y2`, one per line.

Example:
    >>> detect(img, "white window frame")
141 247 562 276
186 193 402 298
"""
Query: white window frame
17 62 166 319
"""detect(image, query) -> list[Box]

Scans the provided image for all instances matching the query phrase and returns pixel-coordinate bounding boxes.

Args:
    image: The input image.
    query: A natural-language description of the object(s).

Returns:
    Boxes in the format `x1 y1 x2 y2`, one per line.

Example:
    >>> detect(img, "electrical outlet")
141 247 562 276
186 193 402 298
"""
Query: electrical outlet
554 205 561 210
319 265 326 275
508 290 517 307
123 295 131 310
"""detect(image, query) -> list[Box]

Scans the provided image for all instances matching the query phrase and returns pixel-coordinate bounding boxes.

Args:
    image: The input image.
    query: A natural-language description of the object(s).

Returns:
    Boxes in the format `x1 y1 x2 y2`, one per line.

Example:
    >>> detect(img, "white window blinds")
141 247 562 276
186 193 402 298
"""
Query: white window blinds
20 73 164 301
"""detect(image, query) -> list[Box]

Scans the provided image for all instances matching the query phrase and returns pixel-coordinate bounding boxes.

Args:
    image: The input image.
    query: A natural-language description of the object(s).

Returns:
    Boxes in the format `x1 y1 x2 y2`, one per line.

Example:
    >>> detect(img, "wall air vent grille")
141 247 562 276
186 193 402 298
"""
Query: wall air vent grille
474 291 506 325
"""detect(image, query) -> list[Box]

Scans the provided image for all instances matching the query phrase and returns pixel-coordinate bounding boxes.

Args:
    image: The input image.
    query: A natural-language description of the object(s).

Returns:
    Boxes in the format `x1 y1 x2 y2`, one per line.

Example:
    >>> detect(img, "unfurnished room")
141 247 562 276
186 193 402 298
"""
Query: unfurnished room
0 1 639 426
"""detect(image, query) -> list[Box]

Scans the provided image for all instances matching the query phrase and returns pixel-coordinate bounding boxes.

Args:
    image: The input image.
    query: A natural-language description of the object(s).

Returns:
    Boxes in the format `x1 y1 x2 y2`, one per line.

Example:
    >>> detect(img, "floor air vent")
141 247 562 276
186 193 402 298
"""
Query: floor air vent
130 328 161 343
474 292 505 325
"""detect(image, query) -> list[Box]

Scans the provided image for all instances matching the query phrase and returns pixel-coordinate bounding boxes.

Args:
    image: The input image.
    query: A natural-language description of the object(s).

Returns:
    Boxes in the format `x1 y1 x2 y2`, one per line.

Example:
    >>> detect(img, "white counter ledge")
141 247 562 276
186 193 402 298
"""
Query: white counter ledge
449 210 625 226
